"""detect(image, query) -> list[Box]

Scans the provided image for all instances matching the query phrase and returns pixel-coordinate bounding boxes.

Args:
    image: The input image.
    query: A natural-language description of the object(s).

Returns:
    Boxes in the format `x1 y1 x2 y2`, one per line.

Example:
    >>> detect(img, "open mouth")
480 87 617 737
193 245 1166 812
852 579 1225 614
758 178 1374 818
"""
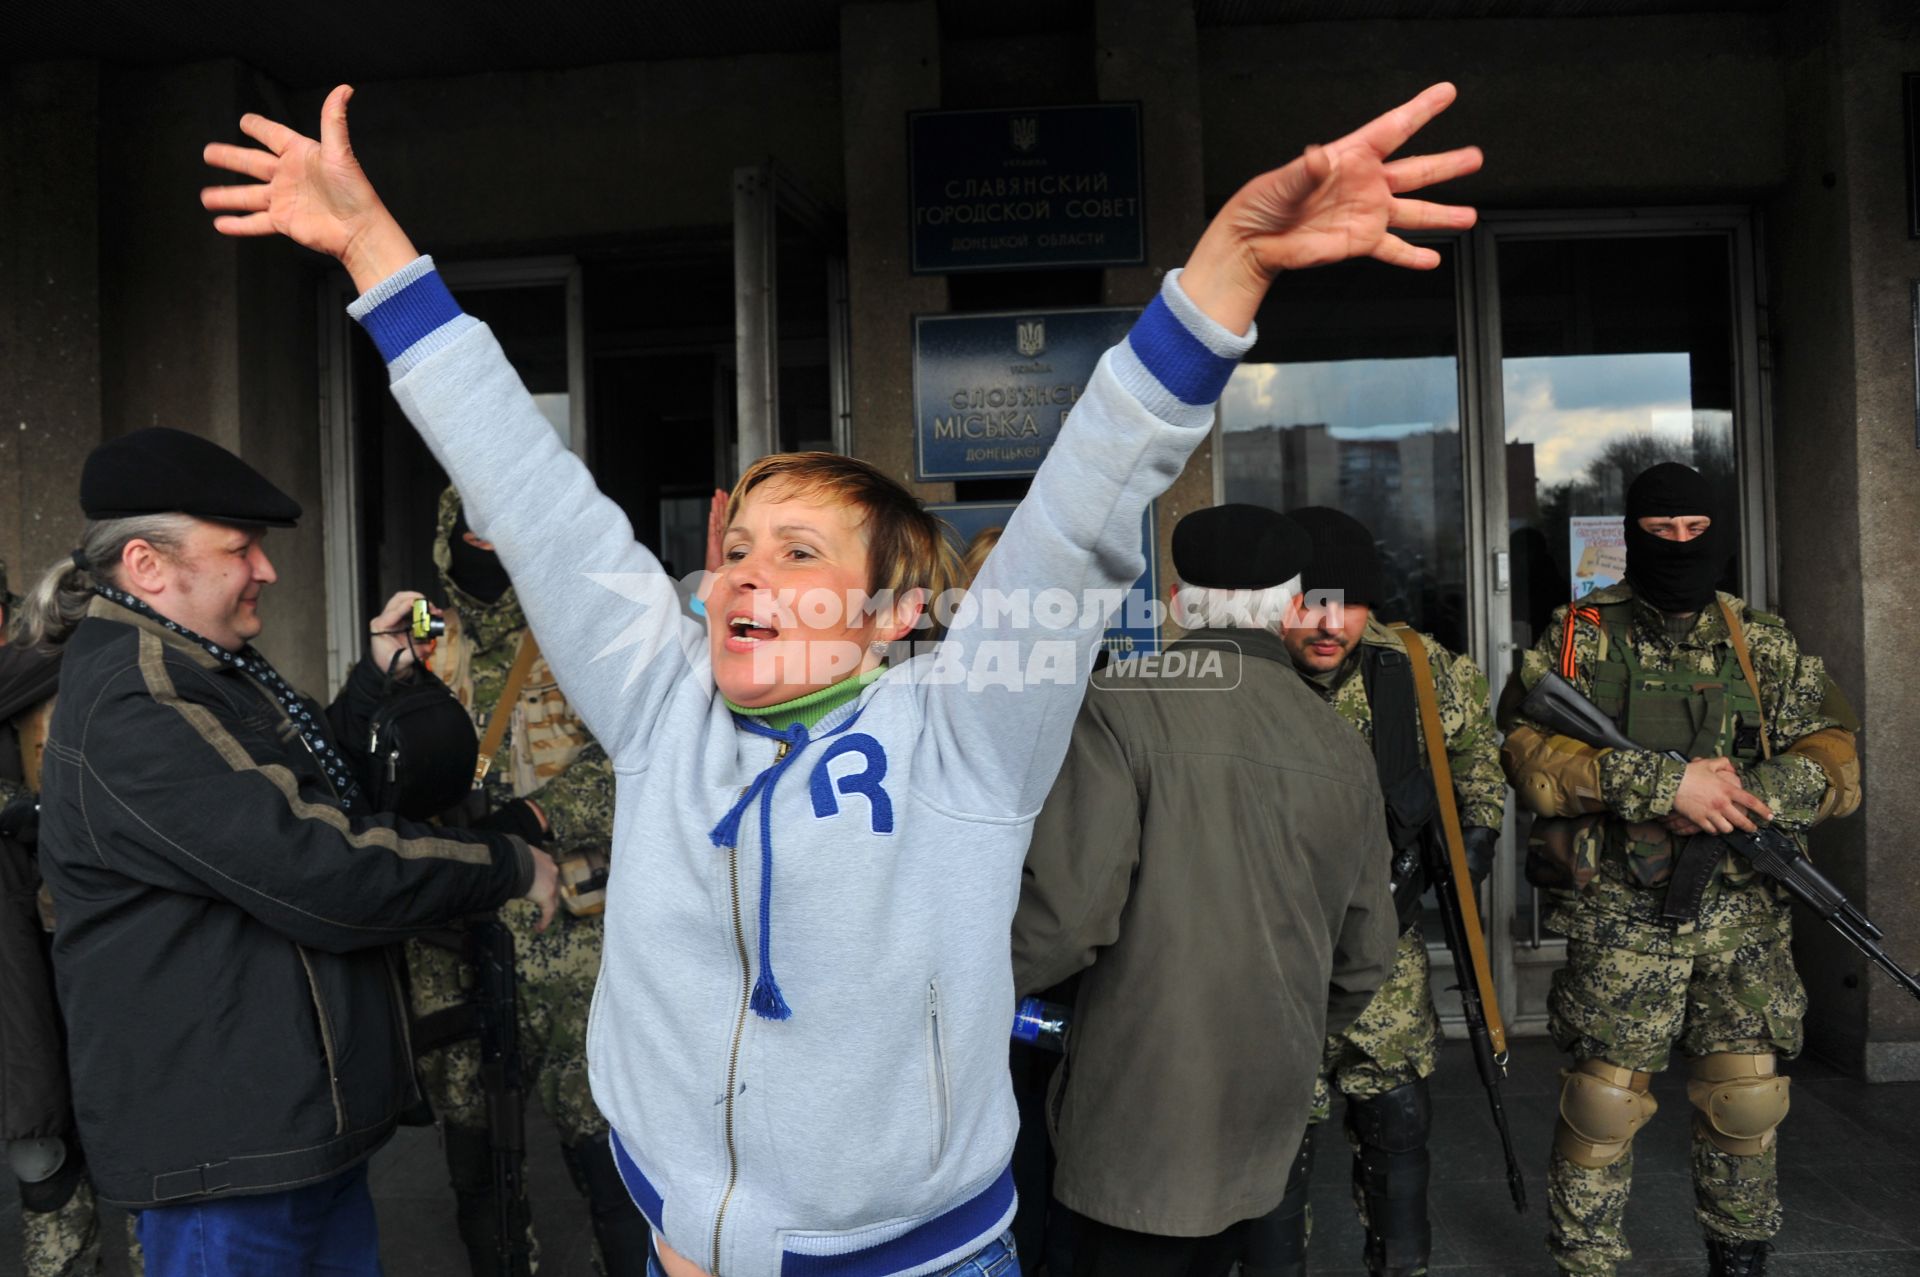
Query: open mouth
727 613 782 647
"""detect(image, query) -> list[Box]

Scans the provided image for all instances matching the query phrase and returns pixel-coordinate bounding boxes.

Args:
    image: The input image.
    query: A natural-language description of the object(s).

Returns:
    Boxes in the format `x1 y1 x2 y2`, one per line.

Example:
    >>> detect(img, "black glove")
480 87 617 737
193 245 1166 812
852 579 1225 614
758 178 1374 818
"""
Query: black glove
470 797 545 845
0 793 39 850
1461 825 1498 887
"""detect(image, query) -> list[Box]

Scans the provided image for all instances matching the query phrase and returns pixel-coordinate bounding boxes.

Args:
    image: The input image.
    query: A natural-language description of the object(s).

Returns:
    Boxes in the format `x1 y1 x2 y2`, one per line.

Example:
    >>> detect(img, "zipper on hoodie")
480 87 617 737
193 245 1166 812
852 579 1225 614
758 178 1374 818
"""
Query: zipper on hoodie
928 979 951 1169
713 736 790 1274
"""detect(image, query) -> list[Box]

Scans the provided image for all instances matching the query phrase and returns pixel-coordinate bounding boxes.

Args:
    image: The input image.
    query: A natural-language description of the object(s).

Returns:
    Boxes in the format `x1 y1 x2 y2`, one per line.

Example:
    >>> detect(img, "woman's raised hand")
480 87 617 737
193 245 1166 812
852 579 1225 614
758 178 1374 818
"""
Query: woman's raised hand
1181 82 1482 334
201 84 420 292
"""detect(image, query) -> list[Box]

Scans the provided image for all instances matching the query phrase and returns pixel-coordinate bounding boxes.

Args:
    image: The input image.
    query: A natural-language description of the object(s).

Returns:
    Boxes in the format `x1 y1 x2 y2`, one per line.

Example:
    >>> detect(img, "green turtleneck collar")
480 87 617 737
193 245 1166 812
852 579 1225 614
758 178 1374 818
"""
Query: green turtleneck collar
726 666 887 733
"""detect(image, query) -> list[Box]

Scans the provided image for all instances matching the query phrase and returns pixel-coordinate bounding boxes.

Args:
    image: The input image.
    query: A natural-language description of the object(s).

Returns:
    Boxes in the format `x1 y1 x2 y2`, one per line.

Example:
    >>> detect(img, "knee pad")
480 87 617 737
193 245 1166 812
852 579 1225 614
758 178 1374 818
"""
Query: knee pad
15 1140 85 1214
1346 1078 1432 1155
1687 1053 1789 1156
1556 1058 1658 1168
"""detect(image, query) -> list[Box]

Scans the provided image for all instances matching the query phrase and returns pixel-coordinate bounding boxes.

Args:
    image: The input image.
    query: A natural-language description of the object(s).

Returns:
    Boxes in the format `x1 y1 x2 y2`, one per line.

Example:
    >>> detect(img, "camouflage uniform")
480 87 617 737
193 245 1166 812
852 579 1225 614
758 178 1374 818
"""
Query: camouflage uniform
1505 583 1851 1277
19 1183 142 1277
408 489 624 1274
1302 620 1504 1275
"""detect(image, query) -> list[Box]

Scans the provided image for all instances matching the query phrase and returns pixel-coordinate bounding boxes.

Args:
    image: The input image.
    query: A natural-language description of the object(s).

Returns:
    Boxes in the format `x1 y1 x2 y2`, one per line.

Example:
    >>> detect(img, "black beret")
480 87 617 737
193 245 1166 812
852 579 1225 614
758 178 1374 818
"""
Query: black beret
1287 506 1385 609
1172 504 1311 590
81 428 301 527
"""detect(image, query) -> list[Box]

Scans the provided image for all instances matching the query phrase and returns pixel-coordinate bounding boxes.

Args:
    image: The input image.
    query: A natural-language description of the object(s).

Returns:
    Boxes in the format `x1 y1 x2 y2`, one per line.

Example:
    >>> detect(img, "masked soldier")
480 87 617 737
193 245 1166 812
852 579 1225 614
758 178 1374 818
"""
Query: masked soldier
0 561 143 1277
1500 463 1861 1277
1267 508 1505 1277
408 488 648 1276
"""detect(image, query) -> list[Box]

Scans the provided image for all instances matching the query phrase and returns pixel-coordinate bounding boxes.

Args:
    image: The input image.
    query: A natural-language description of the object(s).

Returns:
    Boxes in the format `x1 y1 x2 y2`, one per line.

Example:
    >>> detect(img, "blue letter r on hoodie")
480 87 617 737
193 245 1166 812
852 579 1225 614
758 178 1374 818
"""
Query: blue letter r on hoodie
809 735 894 835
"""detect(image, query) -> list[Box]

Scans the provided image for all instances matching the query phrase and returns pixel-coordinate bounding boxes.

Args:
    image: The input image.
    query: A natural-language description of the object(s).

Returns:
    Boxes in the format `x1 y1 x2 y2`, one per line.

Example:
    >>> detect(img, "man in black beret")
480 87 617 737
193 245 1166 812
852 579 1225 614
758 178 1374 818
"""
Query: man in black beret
22 427 557 1276
1265 505 1505 1277
1013 503 1398 1277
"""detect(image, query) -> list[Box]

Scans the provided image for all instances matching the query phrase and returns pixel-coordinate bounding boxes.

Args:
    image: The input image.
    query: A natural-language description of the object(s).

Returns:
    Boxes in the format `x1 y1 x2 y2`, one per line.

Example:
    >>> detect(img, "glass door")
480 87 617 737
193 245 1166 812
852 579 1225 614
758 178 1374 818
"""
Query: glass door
1478 215 1769 1031
1213 213 1768 1036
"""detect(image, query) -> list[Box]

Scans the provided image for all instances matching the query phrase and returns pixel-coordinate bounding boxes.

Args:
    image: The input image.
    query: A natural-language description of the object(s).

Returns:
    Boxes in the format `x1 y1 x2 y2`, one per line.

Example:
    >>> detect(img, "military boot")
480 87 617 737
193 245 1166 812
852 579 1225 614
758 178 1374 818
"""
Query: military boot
1706 1238 1770 1277
1347 1080 1432 1276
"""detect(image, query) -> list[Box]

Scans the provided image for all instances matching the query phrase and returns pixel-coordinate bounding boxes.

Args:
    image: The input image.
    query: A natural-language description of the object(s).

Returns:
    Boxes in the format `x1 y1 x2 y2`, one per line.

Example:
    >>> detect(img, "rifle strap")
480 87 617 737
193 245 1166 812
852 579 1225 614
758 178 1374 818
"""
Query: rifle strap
1394 626 1508 1056
474 634 541 786
1715 598 1771 761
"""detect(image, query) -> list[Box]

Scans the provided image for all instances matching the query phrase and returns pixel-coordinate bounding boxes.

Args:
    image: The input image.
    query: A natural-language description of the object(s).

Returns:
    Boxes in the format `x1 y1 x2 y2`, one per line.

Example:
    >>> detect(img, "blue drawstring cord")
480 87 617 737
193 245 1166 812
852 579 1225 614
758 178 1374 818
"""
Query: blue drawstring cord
707 710 866 1021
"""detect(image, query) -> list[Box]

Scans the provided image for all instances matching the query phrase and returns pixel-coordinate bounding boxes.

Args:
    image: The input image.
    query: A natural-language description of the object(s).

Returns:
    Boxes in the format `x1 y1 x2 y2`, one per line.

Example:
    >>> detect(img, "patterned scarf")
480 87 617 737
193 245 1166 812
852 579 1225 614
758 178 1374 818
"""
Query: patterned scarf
92 584 364 814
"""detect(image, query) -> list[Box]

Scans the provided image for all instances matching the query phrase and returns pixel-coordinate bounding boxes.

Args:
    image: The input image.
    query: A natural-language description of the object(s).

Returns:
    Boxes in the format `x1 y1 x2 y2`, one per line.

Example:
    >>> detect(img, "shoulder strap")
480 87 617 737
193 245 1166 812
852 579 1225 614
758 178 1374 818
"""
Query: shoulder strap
1358 644 1435 849
474 633 542 786
1715 597 1772 761
1395 626 1506 1054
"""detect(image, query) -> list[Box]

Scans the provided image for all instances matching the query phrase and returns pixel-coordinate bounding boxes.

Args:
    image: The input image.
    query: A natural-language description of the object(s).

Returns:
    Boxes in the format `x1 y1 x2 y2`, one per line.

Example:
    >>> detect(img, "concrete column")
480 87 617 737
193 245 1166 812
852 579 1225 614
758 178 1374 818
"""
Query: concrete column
98 60 329 692
840 1 952 504
1771 0 1920 1079
0 63 103 593
1096 0 1211 625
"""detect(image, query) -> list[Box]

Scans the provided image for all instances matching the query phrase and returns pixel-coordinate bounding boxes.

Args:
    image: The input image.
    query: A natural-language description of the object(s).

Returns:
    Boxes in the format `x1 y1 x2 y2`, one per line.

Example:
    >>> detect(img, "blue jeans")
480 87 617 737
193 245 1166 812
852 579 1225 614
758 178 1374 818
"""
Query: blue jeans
137 1162 382 1277
646 1230 1020 1276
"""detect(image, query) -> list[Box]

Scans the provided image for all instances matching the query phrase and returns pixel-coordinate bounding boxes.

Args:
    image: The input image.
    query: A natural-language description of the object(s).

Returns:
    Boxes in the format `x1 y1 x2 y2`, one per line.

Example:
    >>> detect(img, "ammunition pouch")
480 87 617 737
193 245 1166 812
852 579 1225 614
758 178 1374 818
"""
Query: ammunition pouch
1784 727 1861 822
1687 1053 1789 1156
1525 814 1603 892
1556 1058 1657 1168
1504 723 1609 819
557 849 609 918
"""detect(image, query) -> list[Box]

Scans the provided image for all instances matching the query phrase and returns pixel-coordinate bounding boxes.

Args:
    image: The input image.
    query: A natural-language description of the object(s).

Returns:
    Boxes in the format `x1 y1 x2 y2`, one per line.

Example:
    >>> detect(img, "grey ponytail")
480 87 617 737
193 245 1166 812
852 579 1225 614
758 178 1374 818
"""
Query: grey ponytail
11 514 197 647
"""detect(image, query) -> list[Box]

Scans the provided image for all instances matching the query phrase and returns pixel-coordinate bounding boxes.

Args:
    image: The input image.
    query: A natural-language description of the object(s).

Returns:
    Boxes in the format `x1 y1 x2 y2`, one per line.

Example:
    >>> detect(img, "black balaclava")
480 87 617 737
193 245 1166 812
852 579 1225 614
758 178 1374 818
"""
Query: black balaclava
1622 462 1726 615
447 507 511 604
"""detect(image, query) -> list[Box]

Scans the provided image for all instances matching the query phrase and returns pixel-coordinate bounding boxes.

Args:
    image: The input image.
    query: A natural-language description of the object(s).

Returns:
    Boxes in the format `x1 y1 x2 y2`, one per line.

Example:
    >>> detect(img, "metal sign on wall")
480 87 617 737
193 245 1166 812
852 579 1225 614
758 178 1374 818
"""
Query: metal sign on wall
914 306 1140 480
931 500 1161 658
909 103 1145 273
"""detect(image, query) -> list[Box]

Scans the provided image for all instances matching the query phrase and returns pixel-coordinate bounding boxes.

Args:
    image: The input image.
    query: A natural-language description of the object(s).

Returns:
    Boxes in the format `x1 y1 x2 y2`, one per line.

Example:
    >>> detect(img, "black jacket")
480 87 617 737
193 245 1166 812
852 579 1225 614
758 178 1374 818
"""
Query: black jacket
0 642 65 1143
38 598 533 1207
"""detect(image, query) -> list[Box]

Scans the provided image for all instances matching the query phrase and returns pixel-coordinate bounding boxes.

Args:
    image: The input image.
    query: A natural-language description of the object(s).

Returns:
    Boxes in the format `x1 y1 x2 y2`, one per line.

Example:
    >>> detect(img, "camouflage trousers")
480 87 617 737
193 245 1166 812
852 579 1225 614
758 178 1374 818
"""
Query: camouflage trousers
407 898 609 1267
21 1176 143 1277
1308 924 1441 1263
1311 926 1442 1122
1545 925 1806 1277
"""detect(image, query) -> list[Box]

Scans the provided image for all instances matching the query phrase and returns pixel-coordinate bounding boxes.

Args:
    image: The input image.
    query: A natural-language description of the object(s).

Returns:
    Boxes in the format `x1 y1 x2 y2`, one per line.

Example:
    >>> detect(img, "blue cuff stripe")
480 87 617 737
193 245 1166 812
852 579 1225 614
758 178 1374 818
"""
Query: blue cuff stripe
1126 293 1241 406
358 270 464 366
608 1129 665 1231
780 1164 1015 1277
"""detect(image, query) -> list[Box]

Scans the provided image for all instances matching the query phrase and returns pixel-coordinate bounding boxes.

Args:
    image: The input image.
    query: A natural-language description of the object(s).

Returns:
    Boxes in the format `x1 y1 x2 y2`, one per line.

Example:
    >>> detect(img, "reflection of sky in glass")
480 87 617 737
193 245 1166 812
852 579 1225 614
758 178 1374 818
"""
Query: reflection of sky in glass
1222 357 1458 438
1503 353 1692 484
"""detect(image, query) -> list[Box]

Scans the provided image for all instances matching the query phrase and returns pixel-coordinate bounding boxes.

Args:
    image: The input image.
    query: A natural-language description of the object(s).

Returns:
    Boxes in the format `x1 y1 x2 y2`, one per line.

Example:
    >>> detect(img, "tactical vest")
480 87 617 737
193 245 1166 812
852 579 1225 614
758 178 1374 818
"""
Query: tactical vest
1584 602 1767 766
1577 598 1767 888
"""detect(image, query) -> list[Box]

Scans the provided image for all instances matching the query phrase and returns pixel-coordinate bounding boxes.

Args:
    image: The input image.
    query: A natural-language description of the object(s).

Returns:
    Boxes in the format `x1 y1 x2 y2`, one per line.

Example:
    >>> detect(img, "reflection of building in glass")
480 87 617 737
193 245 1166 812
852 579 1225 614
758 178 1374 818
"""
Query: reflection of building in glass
1222 421 1465 642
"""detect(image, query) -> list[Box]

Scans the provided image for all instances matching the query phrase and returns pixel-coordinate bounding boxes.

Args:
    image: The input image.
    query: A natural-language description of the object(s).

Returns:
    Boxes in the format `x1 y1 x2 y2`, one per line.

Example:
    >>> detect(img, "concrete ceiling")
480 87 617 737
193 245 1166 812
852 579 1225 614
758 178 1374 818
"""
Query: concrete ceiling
6 0 1781 88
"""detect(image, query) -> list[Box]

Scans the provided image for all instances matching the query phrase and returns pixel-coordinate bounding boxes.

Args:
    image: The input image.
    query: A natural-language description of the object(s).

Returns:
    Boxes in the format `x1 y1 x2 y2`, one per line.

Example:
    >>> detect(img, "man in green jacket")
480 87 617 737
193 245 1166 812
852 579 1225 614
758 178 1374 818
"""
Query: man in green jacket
1013 504 1399 1277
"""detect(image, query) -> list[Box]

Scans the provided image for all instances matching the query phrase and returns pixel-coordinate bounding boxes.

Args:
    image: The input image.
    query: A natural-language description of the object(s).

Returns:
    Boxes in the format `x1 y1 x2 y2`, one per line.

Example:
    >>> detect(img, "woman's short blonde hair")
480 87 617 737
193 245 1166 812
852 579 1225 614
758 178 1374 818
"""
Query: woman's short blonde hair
729 452 959 615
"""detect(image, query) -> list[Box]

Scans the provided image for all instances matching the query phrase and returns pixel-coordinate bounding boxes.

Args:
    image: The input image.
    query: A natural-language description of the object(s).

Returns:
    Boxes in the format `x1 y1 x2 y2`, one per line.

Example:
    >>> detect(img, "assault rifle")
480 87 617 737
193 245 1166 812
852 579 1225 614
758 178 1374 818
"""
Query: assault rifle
1393 627 1527 1214
1519 672 1920 1004
467 917 527 1275
413 918 527 1277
